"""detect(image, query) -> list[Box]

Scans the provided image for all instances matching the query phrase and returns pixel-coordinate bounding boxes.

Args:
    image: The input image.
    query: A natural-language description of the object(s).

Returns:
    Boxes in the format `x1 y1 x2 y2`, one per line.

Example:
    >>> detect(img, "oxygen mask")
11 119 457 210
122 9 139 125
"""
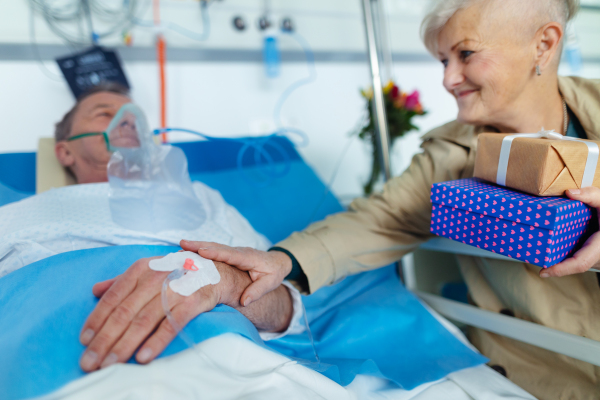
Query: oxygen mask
106 104 206 232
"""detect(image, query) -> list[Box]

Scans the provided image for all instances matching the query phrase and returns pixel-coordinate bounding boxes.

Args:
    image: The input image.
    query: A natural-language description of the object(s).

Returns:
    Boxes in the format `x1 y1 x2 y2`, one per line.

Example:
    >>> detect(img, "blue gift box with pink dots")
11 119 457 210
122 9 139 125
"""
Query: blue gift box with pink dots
430 178 595 268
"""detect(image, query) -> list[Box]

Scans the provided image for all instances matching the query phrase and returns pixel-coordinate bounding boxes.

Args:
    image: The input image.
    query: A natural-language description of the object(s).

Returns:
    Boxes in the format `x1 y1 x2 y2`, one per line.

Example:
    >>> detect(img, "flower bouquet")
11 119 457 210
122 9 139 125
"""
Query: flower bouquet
358 81 426 195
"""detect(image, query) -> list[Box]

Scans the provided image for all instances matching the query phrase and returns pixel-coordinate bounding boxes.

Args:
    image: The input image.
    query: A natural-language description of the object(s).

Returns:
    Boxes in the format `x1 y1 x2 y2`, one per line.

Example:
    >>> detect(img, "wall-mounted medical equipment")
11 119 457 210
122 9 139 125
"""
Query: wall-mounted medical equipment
28 0 141 46
56 46 130 98
232 16 246 31
281 17 294 32
258 0 279 78
263 27 280 78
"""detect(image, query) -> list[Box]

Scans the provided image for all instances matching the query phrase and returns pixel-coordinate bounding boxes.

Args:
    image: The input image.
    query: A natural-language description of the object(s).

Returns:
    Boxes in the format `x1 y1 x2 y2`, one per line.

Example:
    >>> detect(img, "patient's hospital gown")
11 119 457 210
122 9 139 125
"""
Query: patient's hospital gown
0 182 271 277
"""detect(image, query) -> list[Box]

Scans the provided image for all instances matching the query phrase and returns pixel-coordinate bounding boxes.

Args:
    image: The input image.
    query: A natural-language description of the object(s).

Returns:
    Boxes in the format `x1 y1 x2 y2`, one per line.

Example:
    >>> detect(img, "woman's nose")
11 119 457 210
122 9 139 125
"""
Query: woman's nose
443 61 465 93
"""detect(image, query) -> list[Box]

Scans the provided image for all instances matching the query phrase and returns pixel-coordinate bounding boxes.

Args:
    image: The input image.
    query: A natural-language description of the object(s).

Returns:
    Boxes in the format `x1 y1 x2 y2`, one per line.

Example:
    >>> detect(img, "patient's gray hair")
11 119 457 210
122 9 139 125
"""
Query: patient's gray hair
54 82 130 142
420 0 580 55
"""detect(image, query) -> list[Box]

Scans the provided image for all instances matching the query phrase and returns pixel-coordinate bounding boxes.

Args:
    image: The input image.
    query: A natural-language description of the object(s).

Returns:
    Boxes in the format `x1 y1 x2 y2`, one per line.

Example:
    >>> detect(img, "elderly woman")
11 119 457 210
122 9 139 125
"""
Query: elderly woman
195 0 597 397
84 0 597 398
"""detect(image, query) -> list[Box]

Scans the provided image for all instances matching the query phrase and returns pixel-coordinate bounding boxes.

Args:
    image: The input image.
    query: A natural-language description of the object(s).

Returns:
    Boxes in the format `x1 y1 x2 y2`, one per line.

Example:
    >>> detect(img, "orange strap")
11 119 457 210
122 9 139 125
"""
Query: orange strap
157 35 167 142
154 0 167 143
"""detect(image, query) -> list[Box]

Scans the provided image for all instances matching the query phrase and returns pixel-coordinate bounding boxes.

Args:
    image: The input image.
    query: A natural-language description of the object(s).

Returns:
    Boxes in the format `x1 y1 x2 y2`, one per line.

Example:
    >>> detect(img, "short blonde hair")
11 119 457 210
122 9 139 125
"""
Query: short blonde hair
420 0 580 55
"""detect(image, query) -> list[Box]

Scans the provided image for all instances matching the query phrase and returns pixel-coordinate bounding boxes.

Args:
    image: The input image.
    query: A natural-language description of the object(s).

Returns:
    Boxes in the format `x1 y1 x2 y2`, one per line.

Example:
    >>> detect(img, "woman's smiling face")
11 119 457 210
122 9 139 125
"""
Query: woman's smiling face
437 2 536 129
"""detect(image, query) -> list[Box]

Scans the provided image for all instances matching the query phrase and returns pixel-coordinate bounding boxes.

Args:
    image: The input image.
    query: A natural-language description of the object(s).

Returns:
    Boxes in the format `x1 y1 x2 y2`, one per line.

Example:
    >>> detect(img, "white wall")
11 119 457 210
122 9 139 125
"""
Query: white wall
0 0 599 202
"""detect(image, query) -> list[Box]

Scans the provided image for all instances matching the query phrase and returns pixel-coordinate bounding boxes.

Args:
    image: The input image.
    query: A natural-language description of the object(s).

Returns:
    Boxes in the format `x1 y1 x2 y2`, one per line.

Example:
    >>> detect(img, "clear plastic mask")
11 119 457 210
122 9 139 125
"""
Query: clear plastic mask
107 104 206 232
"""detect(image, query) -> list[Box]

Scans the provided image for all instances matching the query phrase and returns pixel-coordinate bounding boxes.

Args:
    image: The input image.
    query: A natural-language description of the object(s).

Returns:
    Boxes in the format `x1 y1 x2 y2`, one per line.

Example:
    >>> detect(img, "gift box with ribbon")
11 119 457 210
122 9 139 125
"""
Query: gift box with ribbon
473 130 600 196
430 178 594 268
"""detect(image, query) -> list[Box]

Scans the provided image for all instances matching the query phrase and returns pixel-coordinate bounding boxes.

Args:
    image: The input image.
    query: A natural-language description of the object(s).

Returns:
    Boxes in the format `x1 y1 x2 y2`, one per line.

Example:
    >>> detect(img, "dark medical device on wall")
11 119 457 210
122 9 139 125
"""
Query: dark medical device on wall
56 47 130 99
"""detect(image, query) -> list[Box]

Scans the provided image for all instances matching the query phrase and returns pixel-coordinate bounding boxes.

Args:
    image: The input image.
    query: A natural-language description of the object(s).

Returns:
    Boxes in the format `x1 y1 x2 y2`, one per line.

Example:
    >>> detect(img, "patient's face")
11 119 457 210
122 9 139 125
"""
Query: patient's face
65 92 131 183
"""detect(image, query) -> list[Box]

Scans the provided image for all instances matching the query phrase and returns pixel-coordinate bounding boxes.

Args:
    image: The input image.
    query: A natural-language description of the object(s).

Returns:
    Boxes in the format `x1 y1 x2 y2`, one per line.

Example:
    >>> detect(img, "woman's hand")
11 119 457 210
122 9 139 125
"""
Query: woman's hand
79 256 241 372
180 240 292 307
541 187 600 278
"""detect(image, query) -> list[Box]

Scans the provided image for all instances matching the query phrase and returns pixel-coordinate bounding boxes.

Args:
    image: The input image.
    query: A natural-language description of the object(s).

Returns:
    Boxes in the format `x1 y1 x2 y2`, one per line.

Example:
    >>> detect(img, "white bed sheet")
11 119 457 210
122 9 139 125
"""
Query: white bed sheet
39 332 536 400
38 301 536 400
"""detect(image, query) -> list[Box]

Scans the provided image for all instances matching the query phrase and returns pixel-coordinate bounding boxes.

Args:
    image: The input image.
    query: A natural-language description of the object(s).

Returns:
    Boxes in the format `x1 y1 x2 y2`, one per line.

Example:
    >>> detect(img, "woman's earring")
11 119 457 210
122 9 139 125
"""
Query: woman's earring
536 65 541 76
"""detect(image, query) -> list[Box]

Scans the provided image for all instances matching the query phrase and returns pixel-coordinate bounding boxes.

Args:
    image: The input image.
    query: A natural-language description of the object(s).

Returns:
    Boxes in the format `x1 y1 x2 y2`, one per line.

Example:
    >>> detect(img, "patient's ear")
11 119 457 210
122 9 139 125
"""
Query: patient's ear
55 141 75 167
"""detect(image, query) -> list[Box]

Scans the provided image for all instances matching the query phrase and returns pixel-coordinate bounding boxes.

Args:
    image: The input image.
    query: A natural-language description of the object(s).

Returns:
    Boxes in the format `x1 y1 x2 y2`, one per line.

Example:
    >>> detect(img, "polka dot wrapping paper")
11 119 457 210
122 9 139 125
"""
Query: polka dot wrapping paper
430 178 596 268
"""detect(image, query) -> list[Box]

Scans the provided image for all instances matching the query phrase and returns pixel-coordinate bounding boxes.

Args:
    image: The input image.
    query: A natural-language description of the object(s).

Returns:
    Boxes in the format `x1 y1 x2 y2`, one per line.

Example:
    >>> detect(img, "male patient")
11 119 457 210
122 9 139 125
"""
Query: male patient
54 82 130 183
50 82 297 371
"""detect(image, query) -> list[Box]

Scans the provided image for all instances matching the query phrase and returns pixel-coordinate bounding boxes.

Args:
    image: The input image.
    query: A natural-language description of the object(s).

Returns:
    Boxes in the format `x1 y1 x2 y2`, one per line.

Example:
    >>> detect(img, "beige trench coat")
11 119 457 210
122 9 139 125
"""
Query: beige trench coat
278 76 600 400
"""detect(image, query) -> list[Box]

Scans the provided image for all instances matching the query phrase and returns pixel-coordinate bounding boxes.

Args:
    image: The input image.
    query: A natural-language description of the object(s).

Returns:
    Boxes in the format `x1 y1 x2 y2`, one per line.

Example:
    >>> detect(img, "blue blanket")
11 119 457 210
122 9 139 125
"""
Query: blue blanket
0 245 486 399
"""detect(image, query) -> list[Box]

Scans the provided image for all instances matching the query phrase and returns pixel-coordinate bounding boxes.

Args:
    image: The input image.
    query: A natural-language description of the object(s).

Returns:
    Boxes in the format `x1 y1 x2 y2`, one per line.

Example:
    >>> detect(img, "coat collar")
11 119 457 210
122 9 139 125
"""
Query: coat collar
559 76 600 141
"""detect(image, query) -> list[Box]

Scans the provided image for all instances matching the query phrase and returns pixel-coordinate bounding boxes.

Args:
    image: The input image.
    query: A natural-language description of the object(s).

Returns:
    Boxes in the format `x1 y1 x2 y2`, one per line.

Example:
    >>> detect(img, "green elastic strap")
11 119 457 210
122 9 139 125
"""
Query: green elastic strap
66 132 111 151
269 246 310 293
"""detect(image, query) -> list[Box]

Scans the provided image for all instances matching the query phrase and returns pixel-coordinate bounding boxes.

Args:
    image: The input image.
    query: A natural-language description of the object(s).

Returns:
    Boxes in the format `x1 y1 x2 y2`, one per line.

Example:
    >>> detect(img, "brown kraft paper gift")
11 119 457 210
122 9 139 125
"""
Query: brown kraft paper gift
473 133 600 196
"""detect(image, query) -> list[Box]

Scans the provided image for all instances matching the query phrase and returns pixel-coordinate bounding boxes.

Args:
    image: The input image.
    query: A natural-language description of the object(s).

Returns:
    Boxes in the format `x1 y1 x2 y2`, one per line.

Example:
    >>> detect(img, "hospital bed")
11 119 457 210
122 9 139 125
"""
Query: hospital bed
0 136 536 399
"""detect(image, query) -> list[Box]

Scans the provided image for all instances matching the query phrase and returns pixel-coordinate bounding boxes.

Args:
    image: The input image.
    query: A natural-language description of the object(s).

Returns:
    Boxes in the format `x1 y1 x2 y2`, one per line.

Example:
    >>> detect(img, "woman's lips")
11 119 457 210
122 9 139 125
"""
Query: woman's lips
456 89 478 98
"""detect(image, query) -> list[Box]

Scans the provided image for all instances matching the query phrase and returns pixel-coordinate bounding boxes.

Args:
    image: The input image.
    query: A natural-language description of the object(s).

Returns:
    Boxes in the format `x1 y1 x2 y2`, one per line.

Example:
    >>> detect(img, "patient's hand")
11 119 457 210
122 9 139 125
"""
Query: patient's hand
79 256 293 372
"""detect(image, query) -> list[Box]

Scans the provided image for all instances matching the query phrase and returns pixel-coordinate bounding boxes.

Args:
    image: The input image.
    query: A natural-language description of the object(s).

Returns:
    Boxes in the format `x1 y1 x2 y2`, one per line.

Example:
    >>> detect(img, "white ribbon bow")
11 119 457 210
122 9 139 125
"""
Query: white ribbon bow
496 129 599 188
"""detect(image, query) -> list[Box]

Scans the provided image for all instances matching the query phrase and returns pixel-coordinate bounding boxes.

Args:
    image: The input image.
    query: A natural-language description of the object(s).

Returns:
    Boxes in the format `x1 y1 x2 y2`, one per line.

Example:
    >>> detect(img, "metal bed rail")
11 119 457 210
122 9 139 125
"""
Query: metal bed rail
416 290 600 367
407 237 600 366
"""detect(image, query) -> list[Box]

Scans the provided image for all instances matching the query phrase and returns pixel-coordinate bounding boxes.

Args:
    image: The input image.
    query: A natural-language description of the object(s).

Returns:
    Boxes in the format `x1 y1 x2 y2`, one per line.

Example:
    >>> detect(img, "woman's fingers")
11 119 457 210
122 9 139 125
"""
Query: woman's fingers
541 232 600 278
566 187 600 208
181 240 253 268
546 187 600 278
240 274 280 307
180 240 227 252
92 277 119 298
182 241 260 271
180 240 293 306
199 248 259 271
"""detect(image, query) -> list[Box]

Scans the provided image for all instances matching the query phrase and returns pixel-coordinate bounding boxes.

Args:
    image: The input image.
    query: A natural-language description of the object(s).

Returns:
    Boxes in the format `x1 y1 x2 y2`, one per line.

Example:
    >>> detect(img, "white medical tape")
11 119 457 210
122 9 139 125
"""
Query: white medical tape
496 129 599 188
149 251 220 296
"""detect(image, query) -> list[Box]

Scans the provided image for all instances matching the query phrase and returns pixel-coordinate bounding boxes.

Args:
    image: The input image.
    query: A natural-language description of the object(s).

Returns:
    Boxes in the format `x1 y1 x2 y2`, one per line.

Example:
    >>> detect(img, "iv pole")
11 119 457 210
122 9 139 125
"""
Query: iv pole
362 0 408 284
360 0 392 182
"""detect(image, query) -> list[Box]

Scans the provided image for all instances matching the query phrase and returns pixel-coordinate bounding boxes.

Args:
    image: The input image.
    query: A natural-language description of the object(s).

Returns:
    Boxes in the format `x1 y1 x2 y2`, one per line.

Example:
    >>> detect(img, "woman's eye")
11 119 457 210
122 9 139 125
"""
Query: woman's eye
460 51 474 61
441 59 449 68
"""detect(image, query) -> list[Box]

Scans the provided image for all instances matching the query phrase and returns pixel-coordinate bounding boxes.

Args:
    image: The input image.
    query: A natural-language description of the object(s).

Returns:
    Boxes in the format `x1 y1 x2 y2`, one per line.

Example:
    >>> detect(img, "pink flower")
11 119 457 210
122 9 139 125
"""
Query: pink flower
405 90 421 111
